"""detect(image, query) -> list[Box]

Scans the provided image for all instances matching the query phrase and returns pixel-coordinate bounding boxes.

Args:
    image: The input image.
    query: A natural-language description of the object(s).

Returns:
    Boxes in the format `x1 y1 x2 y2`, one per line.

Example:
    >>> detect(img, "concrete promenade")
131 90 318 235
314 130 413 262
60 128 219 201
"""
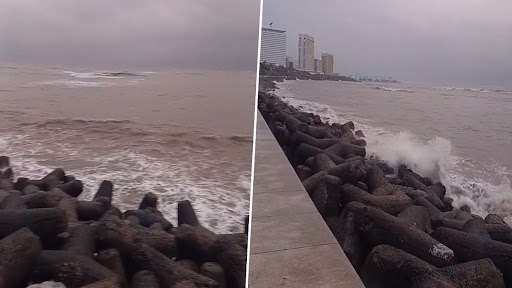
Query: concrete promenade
248 112 365 287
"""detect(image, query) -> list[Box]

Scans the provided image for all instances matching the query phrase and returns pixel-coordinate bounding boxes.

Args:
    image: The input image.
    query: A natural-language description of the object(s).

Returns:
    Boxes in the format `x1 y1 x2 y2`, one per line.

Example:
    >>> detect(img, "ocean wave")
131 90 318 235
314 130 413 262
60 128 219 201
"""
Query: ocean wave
366 132 451 181
228 135 253 143
439 86 510 94
0 66 18 70
197 134 253 144
63 70 144 79
274 80 512 224
369 131 512 224
25 79 115 88
13 118 154 141
0 133 250 233
18 118 135 128
198 135 220 142
175 71 206 75
13 118 252 150
375 86 415 93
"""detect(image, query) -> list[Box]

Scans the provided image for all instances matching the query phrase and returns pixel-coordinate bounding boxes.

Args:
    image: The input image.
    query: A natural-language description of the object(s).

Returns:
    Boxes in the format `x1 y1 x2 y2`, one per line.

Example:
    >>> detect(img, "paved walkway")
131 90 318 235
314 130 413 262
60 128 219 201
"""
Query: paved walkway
248 112 365 288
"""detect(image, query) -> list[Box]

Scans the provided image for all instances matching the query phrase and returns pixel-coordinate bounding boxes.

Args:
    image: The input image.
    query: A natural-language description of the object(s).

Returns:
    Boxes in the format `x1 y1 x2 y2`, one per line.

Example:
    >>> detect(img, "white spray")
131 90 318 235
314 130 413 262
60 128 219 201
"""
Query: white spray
273 81 512 224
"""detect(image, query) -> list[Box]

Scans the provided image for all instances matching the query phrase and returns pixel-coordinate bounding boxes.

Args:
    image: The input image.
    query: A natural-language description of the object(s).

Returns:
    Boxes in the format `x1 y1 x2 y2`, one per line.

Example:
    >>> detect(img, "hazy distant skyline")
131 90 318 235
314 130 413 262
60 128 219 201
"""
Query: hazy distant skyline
263 0 512 87
0 0 260 71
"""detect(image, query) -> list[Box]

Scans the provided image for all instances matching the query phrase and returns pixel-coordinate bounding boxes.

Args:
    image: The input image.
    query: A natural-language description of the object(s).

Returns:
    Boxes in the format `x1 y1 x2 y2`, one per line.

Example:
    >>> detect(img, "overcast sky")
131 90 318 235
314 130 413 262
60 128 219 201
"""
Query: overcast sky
263 0 512 86
0 0 260 70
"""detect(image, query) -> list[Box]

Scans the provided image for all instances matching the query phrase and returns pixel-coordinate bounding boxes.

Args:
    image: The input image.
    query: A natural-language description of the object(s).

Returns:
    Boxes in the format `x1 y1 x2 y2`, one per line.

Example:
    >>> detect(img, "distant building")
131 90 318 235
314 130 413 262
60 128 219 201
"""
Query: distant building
321 53 334 75
286 56 295 69
314 58 323 73
298 34 315 71
260 28 287 67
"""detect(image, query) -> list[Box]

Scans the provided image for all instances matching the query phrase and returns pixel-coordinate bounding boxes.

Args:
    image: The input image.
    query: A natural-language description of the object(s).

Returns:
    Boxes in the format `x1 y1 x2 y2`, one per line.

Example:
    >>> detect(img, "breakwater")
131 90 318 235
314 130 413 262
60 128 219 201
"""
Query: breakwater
258 78 512 288
0 156 247 288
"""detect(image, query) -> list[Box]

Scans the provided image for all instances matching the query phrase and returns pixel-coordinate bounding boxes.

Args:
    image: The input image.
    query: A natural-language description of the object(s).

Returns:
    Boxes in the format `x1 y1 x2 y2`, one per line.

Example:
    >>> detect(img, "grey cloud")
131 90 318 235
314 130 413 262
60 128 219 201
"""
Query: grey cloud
0 0 260 70
263 0 512 86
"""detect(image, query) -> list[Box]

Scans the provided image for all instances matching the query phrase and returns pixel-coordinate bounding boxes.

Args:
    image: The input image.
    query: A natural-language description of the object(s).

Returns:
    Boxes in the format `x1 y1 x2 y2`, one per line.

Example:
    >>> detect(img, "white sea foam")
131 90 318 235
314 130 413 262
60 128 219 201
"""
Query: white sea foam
63 70 123 79
366 134 512 224
374 86 415 93
237 173 252 190
273 80 512 224
438 86 510 94
0 132 249 233
25 78 143 88
25 79 115 88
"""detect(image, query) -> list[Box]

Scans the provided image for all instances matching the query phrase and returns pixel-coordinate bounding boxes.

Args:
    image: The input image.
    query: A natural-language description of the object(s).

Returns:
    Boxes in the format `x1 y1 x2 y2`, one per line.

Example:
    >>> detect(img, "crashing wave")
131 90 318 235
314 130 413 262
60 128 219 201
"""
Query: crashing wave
375 86 415 93
274 80 512 224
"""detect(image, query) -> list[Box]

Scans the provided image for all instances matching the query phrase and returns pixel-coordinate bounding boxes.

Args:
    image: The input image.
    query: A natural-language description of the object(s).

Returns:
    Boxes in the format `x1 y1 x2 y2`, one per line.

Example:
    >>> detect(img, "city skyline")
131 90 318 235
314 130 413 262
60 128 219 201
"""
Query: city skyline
261 25 336 75
262 0 512 86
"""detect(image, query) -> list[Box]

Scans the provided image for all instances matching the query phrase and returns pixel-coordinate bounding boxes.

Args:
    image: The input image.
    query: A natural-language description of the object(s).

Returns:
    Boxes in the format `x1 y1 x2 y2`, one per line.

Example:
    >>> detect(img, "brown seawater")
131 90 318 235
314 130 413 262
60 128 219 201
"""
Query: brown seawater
0 65 255 233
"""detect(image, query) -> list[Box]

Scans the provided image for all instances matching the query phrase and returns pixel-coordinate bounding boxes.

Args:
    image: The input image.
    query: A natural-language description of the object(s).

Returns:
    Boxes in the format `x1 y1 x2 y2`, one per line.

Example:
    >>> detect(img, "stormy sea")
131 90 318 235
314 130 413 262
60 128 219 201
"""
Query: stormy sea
0 65 255 233
274 79 512 223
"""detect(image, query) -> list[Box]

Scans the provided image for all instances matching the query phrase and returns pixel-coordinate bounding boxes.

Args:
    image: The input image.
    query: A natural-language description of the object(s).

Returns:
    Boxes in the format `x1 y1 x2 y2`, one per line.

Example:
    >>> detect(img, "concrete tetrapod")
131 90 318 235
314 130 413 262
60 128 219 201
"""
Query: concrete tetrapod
294 143 344 164
0 207 67 243
178 200 201 227
95 248 127 285
341 184 413 216
31 250 120 288
432 227 512 285
325 205 368 269
311 153 336 173
347 201 457 267
62 224 96 257
302 160 368 194
138 192 158 210
360 245 505 288
276 110 309 134
325 142 366 158
0 228 42 288
124 209 173 232
288 131 339 150
366 166 404 196
131 270 160 288
130 243 218 288
95 213 177 259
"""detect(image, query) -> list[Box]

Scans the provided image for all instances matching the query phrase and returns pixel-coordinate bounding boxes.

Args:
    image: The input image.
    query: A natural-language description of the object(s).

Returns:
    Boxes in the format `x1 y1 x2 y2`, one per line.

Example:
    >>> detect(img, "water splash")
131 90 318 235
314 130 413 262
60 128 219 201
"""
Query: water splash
273 80 512 223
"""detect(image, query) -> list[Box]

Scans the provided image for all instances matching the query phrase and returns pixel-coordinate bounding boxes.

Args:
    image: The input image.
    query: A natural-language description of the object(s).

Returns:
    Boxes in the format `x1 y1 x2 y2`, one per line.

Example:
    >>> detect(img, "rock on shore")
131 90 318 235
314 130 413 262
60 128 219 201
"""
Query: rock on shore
0 159 248 288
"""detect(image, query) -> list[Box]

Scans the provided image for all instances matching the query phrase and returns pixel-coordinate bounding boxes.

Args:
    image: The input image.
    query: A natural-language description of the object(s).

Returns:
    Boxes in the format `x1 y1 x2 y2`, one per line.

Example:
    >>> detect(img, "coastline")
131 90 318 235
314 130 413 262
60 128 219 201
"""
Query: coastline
257 78 512 287
0 158 247 288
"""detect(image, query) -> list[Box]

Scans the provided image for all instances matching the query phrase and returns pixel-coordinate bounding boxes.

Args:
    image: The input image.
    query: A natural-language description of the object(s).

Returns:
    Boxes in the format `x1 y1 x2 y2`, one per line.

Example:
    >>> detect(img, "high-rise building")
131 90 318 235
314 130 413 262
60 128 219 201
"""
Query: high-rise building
260 28 286 67
298 34 314 71
321 53 334 75
286 56 295 69
314 58 323 73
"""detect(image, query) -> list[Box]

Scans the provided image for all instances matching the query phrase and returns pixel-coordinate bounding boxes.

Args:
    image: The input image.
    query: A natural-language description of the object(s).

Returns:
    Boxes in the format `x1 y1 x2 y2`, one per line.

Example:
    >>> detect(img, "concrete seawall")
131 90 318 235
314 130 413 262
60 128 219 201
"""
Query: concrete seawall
248 112 364 287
